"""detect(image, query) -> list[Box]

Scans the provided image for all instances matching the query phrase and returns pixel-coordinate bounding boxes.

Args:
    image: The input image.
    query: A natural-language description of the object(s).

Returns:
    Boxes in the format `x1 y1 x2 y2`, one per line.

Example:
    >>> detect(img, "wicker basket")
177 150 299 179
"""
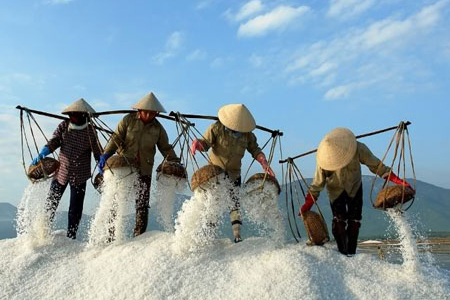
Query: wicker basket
245 173 281 195
374 185 415 209
27 157 59 180
191 164 225 191
104 155 136 171
156 161 187 179
302 211 330 246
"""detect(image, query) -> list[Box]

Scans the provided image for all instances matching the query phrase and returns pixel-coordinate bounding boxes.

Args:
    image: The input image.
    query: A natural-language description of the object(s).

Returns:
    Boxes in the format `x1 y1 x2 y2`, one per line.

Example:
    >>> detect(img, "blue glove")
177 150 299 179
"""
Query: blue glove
98 153 111 175
32 146 51 165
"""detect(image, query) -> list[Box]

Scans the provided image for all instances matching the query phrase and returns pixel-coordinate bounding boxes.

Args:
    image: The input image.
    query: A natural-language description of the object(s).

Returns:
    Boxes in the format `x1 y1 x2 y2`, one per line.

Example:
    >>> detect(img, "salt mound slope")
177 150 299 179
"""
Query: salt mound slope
1 232 449 300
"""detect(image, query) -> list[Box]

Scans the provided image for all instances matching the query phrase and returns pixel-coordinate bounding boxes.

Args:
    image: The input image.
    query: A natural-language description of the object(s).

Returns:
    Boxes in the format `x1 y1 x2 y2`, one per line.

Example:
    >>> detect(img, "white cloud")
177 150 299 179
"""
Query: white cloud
43 0 74 5
210 57 224 68
236 0 264 21
324 85 351 100
226 0 264 22
166 31 183 50
309 62 337 77
327 0 375 20
152 31 184 65
196 0 214 10
286 1 450 99
361 0 448 48
186 49 207 61
152 52 174 65
209 56 233 69
238 5 310 37
249 54 263 68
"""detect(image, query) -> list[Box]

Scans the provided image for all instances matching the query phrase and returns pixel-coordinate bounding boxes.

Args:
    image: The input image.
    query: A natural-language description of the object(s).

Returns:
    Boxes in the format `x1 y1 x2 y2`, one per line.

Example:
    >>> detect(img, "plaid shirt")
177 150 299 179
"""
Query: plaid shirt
47 121 102 185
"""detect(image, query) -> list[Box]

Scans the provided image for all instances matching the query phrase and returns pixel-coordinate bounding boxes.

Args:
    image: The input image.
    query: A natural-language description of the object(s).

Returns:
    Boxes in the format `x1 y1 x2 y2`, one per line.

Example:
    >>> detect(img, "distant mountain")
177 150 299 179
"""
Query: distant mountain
1 177 449 241
0 203 17 239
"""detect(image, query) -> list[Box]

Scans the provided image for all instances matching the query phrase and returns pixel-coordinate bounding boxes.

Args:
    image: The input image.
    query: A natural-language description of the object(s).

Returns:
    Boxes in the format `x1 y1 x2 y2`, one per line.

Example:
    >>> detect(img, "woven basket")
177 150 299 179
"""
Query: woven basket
156 161 187 179
191 164 225 191
104 155 136 171
245 173 281 195
302 211 330 246
93 173 103 191
374 185 415 209
27 157 59 180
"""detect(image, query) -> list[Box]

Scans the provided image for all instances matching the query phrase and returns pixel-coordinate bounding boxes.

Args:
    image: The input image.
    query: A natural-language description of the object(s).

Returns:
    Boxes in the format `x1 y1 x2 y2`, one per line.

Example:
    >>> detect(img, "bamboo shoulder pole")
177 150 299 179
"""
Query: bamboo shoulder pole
16 106 113 134
95 110 194 126
279 121 411 164
169 111 283 136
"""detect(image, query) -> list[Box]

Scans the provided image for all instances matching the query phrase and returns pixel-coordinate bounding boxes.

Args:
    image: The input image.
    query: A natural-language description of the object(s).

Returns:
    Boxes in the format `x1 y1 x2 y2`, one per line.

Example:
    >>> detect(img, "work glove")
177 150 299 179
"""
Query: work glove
31 146 50 165
386 172 411 188
255 153 275 177
190 139 204 156
98 153 111 175
299 193 315 215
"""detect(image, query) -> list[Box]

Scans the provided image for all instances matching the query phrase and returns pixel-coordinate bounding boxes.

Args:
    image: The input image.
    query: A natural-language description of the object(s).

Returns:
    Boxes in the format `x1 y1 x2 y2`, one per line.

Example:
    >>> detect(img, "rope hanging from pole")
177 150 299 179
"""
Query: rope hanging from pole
19 109 58 181
167 111 283 194
281 157 329 242
369 121 417 212
279 121 412 164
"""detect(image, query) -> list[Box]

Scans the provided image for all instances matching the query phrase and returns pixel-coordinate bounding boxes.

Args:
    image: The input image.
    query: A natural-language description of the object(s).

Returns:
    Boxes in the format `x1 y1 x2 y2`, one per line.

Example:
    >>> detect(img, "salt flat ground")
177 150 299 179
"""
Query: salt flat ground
0 230 449 300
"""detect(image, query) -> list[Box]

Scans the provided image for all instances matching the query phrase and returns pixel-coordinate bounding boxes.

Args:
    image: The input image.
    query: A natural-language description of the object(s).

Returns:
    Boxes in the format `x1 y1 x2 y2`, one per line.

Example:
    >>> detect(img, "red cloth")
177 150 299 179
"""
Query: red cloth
47 121 102 185
300 193 315 214
387 172 411 187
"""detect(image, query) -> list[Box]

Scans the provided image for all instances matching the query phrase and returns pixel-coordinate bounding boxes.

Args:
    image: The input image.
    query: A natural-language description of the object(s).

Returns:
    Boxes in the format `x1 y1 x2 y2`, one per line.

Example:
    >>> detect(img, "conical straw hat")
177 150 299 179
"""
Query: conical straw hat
61 98 96 114
132 92 166 113
217 104 256 133
316 127 357 171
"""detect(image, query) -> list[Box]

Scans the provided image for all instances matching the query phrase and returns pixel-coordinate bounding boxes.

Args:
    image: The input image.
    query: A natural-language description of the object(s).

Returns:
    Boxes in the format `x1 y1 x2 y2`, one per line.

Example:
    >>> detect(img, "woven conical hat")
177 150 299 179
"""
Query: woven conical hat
61 98 96 115
217 104 256 133
316 127 357 171
132 92 166 113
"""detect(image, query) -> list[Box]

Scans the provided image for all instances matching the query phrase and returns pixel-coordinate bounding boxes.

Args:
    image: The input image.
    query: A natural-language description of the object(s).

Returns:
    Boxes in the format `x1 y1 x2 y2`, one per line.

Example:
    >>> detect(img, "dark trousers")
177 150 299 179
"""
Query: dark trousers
133 175 152 237
46 179 87 239
330 185 363 255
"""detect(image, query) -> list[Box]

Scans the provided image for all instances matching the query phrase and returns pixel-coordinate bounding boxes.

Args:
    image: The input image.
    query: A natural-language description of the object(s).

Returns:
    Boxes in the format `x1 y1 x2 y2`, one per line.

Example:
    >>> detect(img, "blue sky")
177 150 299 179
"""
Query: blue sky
1 0 449 210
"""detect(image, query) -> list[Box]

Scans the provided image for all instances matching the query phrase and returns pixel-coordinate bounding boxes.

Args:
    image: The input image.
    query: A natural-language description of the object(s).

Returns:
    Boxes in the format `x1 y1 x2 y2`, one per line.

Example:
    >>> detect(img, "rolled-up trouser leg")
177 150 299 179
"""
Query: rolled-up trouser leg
230 209 242 241
229 177 242 242
67 182 87 239
134 175 151 237
332 217 348 255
